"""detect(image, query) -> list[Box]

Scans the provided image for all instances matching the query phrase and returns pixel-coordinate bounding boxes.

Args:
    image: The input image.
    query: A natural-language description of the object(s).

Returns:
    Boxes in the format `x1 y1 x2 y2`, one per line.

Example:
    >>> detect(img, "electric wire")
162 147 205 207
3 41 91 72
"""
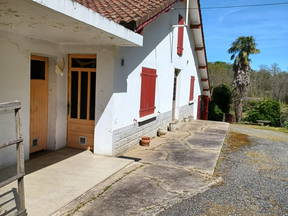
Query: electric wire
172 1 288 10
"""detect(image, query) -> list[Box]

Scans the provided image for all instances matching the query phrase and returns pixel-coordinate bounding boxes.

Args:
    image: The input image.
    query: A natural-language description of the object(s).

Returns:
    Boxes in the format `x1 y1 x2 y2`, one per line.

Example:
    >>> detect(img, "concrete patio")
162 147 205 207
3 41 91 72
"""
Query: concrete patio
0 148 132 216
0 120 229 216
124 120 229 175
57 120 230 216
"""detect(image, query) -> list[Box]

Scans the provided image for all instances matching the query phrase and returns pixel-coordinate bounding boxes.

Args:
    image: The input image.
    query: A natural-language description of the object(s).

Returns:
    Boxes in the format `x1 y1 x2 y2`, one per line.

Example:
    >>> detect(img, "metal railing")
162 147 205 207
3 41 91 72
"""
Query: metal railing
0 101 27 216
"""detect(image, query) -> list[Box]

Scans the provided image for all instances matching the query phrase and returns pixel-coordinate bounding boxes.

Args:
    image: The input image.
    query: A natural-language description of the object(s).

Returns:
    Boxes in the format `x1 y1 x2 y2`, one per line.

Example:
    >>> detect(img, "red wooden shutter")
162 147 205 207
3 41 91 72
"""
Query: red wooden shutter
189 76 195 101
139 67 157 117
177 15 184 56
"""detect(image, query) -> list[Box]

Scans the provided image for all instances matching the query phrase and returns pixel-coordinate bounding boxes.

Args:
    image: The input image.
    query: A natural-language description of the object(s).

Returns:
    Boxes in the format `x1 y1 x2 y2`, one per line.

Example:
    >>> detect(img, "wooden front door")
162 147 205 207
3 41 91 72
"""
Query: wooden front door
67 55 96 150
30 56 48 153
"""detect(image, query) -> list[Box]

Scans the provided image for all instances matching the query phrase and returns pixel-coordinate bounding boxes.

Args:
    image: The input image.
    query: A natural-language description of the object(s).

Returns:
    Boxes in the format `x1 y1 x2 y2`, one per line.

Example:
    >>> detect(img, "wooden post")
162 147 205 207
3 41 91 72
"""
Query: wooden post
15 107 26 215
0 101 27 215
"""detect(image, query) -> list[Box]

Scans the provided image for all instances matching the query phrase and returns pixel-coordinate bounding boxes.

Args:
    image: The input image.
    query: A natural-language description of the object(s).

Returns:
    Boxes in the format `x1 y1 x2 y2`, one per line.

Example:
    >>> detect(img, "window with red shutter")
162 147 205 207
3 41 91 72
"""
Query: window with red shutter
177 15 184 56
139 67 157 117
189 76 195 101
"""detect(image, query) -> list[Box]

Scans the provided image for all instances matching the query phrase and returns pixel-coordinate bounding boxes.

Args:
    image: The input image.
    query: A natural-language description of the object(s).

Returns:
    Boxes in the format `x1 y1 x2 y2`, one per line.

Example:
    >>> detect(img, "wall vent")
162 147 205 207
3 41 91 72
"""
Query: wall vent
79 136 87 145
32 138 38 146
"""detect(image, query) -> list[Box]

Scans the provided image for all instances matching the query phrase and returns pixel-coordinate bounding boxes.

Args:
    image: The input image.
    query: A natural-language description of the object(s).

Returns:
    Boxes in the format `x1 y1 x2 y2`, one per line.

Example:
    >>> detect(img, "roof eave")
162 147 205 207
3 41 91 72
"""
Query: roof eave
31 0 143 47
189 0 211 97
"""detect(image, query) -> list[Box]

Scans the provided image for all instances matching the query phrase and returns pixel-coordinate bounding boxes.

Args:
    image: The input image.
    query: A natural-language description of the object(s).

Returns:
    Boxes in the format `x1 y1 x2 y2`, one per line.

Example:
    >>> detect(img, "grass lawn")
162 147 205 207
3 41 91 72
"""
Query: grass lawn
238 124 288 134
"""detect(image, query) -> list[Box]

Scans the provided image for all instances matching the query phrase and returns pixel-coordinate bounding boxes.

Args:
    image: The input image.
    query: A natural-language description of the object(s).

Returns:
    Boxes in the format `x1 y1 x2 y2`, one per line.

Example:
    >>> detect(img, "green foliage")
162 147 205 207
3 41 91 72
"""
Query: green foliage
280 104 288 128
228 36 260 70
209 62 288 104
228 36 260 122
245 100 281 127
208 101 224 121
211 84 232 114
208 62 233 88
283 121 288 129
243 100 258 112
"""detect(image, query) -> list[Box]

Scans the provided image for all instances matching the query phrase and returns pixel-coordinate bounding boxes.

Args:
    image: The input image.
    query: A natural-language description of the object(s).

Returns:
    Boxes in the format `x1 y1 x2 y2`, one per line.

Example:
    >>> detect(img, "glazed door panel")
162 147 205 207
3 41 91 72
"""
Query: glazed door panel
67 55 96 150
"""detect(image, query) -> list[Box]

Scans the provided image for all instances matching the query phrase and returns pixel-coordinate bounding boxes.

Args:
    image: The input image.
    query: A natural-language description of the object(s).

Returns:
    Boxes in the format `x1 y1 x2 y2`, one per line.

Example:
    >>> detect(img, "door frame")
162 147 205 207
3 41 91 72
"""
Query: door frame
67 54 97 149
29 55 49 153
172 69 181 121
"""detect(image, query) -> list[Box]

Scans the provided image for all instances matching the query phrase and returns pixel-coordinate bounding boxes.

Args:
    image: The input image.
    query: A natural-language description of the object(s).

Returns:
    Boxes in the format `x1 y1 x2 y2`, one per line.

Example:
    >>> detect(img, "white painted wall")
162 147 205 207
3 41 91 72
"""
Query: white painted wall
0 31 66 168
0 33 30 168
0 1 204 163
112 2 202 132
0 30 120 166
87 2 203 155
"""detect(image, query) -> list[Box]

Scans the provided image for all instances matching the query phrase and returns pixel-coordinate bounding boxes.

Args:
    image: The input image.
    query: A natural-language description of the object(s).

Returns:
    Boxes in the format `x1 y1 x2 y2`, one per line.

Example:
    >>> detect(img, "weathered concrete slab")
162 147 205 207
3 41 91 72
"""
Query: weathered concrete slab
73 164 221 216
125 120 229 174
67 120 229 216
0 149 132 216
167 149 220 173
186 137 222 149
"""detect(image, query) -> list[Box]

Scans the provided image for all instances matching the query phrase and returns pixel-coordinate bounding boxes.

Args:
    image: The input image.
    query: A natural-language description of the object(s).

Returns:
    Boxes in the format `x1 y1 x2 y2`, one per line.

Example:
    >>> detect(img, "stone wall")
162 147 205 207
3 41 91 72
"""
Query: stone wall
178 104 194 120
112 111 172 155
112 104 195 155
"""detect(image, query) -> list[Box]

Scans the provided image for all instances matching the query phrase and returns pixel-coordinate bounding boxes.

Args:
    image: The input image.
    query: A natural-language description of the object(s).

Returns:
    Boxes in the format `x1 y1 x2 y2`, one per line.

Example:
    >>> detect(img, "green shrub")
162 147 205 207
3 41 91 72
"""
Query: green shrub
280 104 288 128
283 121 288 129
243 100 258 112
211 84 232 114
208 101 224 121
245 100 280 127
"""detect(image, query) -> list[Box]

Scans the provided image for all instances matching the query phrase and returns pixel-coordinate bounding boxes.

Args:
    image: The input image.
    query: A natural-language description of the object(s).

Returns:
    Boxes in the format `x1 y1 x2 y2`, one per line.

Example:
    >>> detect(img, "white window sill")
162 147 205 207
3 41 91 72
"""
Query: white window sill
137 112 159 123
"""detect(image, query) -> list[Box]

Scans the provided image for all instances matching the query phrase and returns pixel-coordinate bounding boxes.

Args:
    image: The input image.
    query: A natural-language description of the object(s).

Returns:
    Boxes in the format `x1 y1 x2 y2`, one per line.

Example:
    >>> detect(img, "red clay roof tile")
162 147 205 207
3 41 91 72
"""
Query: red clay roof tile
74 0 177 31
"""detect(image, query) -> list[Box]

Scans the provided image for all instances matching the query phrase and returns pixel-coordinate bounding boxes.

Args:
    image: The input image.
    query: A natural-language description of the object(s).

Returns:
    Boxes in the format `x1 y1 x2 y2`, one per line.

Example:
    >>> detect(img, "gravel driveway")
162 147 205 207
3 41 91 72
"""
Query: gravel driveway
158 124 288 216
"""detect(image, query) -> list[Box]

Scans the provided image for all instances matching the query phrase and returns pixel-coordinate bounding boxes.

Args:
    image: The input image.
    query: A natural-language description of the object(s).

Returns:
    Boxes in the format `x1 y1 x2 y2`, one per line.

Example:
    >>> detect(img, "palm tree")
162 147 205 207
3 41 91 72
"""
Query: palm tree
228 36 260 122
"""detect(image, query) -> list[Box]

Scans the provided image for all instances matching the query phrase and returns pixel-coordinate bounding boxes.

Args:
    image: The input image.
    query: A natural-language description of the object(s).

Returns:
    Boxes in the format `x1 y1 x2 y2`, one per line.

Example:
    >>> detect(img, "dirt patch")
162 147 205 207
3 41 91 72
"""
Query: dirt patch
213 131 251 177
202 201 278 216
225 132 251 152
233 124 288 143
245 151 281 172
242 124 288 134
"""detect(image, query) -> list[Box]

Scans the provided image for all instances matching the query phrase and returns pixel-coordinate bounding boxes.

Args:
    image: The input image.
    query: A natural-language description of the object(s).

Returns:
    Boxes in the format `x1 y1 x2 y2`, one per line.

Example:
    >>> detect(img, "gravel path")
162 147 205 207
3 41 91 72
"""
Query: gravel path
158 125 288 216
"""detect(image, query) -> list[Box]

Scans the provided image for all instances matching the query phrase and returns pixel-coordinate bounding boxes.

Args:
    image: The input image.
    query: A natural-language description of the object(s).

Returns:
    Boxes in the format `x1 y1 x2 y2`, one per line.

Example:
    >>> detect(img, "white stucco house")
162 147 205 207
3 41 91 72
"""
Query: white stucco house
0 0 210 167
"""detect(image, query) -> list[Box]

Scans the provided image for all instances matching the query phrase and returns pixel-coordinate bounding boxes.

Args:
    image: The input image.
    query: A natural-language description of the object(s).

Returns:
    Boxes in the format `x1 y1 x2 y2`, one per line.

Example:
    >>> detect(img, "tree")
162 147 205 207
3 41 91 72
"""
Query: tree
228 36 260 122
249 66 272 98
208 62 233 88
211 84 232 114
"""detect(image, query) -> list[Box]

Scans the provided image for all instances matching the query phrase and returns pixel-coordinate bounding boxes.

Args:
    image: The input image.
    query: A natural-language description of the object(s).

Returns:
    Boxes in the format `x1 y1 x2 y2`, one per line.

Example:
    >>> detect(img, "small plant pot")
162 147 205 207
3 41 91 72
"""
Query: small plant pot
140 136 150 146
157 128 167 137
183 117 189 122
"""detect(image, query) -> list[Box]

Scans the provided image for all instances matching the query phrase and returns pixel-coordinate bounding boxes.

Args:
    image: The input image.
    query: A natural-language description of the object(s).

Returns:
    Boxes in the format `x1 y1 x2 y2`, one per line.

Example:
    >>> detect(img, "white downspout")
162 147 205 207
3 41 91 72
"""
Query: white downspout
186 0 190 25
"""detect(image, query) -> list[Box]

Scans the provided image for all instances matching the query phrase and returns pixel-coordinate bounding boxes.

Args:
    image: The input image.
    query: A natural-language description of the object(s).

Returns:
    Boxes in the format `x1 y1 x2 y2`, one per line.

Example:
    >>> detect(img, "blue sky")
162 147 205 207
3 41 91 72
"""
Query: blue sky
200 0 288 70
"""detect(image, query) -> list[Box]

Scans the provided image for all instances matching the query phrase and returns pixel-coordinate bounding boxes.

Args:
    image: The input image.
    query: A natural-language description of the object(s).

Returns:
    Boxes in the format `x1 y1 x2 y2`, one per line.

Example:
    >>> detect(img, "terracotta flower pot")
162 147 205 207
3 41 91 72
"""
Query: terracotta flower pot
157 128 167 137
183 117 189 122
140 136 150 146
